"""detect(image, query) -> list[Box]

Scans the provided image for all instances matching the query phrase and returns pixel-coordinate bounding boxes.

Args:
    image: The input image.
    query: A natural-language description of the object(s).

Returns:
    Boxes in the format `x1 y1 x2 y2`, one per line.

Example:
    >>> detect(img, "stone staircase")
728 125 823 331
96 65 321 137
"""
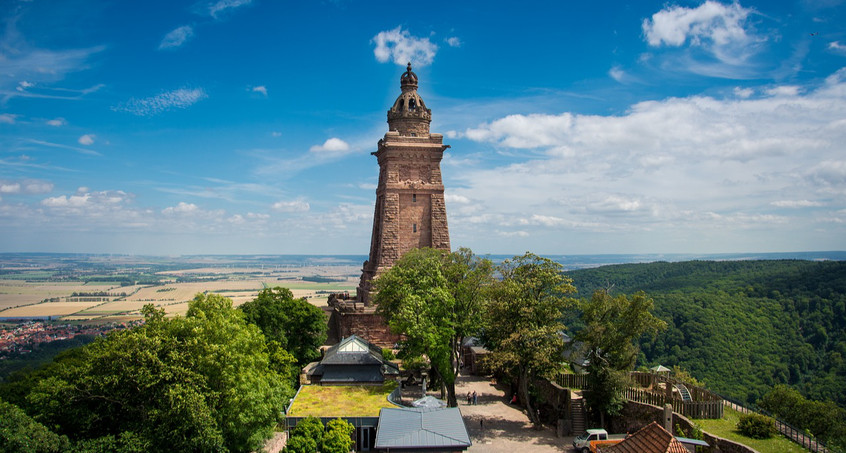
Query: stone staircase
571 397 586 435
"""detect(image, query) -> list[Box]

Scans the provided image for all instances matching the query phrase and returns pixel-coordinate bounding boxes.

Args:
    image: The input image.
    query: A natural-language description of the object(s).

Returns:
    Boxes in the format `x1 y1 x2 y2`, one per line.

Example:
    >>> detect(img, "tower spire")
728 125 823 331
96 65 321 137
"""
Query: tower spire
387 62 431 136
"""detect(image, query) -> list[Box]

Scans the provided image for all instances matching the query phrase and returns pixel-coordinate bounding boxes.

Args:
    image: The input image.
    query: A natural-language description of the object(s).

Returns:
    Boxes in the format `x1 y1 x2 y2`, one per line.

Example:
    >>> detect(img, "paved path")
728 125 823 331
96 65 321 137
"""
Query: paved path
453 373 575 453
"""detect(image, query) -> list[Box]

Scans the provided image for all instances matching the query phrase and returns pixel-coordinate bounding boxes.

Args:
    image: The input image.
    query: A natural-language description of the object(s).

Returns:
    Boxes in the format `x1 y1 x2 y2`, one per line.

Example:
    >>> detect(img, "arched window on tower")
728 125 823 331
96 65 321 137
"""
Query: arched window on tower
409 97 417 111
398 99 404 111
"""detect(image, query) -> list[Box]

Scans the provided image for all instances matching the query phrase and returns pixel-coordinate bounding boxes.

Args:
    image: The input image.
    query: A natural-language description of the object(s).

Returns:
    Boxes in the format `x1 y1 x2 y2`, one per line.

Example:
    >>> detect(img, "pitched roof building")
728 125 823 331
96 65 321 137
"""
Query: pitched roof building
305 335 399 385
601 422 688 453
375 407 472 452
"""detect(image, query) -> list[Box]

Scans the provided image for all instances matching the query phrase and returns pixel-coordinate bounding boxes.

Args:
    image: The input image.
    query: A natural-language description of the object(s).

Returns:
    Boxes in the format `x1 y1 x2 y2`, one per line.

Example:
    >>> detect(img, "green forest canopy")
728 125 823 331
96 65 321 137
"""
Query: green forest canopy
565 260 846 408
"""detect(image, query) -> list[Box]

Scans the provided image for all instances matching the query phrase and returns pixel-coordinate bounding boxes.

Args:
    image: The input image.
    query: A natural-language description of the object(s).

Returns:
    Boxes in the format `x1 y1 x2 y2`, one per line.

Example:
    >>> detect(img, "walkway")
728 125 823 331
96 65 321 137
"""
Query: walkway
454 373 575 453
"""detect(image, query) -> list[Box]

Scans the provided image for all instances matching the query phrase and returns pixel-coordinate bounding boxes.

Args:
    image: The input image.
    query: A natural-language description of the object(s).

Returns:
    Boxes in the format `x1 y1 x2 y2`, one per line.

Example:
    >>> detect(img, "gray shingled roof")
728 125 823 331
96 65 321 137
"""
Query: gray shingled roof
375 407 471 450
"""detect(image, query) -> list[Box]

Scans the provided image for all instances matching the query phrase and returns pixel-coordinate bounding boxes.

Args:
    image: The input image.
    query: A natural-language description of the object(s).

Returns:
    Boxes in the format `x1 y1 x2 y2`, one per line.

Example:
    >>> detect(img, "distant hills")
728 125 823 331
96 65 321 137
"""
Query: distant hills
565 259 846 409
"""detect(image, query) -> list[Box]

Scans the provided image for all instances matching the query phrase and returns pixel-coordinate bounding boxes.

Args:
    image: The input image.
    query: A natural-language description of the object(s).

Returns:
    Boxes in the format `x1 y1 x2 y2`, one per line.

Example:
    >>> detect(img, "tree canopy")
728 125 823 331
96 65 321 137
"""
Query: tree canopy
9 294 290 452
577 290 666 425
481 252 576 426
239 286 327 366
374 247 493 407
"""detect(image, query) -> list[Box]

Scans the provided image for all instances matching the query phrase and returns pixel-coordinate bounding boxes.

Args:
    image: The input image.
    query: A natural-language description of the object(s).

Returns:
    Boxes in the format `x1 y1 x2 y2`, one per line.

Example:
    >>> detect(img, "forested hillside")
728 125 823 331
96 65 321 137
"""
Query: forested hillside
565 260 846 408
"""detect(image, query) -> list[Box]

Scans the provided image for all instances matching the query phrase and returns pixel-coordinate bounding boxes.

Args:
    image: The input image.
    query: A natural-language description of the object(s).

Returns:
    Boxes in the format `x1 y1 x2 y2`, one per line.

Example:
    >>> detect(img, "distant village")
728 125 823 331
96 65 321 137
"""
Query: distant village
0 320 139 357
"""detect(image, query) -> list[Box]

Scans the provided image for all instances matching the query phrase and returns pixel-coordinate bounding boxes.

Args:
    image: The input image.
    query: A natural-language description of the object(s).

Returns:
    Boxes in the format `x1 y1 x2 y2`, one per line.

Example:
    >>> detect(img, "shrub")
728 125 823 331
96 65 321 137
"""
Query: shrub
737 413 777 439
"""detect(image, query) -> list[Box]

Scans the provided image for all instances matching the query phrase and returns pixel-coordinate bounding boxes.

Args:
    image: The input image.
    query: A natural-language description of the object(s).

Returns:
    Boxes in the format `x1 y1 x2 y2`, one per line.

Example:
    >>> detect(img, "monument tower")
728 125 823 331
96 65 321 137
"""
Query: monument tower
357 63 451 304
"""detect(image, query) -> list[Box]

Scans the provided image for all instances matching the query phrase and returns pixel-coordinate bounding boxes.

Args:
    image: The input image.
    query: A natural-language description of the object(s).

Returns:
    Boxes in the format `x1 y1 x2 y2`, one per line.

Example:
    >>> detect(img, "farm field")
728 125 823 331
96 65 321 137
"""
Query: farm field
0 259 358 322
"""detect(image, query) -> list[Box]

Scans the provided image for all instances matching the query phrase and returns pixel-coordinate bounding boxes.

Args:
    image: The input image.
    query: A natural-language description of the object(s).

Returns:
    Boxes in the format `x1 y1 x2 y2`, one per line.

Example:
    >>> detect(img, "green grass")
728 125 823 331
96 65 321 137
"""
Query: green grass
694 407 806 453
287 382 398 417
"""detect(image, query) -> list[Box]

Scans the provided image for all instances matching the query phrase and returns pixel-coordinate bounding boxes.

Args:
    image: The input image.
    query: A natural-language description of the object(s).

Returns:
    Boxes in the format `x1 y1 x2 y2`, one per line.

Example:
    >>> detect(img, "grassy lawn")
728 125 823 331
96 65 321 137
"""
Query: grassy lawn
287 382 397 417
287 382 399 418
694 407 806 453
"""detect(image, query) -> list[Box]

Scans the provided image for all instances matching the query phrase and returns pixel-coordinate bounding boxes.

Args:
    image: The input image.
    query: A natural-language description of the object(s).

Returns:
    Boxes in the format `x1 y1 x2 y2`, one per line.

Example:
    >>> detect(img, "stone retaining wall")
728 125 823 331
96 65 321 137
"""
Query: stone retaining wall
612 401 758 453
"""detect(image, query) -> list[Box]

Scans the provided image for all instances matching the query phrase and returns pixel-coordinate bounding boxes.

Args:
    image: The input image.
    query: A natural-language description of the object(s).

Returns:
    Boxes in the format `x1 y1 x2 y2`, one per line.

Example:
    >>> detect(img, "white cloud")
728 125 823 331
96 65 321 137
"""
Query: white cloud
765 86 800 97
0 183 21 193
609 66 626 83
830 41 846 53
733 87 754 98
159 25 194 49
46 118 67 127
114 88 208 116
41 190 132 216
1 179 55 195
205 0 253 18
271 200 310 212
162 202 200 215
310 137 351 153
78 134 95 145
0 21 104 100
446 36 461 47
271 131 282 137
372 26 438 66
641 1 765 78
445 193 471 204
0 114 17 124
771 200 824 208
252 85 268 96
449 68 846 252
643 1 753 48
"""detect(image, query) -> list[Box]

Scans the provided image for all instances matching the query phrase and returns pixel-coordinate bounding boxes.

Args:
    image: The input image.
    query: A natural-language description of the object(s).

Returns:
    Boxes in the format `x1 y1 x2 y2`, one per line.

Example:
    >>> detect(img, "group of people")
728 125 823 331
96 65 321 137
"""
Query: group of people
465 390 478 405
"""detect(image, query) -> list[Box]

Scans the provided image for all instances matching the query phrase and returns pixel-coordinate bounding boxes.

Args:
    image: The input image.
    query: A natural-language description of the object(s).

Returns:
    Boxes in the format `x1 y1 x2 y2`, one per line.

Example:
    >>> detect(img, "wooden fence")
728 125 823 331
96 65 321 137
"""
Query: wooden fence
625 388 723 419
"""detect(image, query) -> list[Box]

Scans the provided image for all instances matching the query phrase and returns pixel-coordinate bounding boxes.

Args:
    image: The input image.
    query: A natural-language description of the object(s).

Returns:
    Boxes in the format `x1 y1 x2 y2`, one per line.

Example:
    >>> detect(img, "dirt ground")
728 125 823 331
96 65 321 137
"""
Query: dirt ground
453 372 576 453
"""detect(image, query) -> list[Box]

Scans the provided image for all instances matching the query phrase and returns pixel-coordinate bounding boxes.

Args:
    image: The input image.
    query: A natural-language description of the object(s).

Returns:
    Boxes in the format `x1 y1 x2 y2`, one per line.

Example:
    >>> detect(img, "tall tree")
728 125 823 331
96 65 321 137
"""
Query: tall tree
482 252 576 426
578 290 666 426
374 247 493 407
240 287 327 366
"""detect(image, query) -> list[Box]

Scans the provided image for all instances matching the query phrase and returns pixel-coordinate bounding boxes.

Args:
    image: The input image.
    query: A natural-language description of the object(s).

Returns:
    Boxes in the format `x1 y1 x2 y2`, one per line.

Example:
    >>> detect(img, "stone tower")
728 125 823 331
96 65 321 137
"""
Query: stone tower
357 63 451 304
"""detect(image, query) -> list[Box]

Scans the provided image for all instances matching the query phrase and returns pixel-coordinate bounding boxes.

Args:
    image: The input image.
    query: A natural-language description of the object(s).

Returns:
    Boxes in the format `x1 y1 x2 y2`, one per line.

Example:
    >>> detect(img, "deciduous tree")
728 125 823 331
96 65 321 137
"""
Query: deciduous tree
578 290 665 426
481 252 576 426
240 287 327 366
374 248 493 407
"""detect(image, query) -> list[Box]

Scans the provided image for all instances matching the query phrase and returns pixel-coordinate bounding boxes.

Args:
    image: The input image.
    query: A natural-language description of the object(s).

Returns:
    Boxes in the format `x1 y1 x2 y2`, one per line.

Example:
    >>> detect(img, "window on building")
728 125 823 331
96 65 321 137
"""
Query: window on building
412 194 417 202
413 223 417 233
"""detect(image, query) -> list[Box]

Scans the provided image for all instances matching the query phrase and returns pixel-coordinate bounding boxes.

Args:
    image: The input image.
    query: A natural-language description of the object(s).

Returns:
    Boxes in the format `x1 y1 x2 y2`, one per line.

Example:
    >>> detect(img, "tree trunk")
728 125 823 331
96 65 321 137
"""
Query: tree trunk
519 368 540 427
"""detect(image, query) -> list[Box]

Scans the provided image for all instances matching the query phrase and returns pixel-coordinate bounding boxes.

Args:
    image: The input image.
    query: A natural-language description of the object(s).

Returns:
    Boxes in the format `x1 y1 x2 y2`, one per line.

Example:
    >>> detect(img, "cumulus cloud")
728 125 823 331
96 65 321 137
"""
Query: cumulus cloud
162 202 200 215
113 88 208 116
310 137 351 153
159 25 194 49
641 1 765 78
643 1 753 48
78 134 95 145
1 179 54 195
41 190 133 217
271 200 310 212
252 85 268 96
46 118 67 126
372 26 438 66
830 41 846 53
450 68 846 251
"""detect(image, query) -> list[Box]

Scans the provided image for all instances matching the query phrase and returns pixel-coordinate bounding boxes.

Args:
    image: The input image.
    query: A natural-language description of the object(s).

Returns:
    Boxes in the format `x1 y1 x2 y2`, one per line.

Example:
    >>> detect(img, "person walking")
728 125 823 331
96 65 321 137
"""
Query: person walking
472 390 478 405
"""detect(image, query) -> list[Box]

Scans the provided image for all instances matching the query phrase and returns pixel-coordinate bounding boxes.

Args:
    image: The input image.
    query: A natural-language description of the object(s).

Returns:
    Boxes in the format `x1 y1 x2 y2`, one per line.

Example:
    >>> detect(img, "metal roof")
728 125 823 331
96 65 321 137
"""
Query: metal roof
375 407 471 450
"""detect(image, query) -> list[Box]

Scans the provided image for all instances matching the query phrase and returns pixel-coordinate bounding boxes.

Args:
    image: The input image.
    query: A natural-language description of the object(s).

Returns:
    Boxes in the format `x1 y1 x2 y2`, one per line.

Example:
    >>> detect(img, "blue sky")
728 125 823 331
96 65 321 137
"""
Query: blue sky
1 0 845 255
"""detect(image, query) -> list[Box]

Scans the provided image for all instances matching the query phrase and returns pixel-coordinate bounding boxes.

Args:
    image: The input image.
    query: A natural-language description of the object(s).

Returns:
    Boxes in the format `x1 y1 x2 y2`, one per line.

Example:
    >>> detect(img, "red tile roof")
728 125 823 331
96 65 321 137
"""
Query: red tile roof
602 422 688 453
